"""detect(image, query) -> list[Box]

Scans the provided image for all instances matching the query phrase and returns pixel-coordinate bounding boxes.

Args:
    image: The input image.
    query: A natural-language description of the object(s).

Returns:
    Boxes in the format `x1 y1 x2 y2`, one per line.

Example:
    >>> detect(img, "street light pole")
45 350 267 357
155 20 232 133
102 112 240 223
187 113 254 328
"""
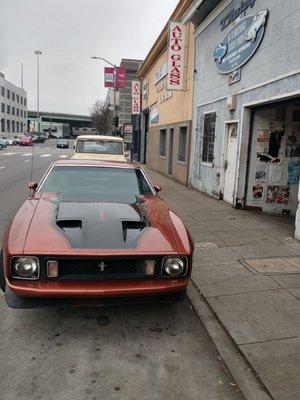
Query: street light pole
91 56 118 135
34 50 42 133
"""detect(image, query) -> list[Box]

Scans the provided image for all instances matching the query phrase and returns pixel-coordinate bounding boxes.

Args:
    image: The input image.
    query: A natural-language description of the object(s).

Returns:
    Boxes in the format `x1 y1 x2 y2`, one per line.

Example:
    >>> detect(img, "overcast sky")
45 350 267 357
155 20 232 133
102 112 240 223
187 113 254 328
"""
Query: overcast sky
0 0 178 115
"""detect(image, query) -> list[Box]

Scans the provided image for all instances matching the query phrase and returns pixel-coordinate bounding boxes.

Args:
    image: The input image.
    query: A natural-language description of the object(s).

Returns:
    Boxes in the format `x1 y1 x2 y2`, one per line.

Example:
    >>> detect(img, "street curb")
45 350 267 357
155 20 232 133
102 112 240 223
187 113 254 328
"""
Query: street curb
187 281 274 400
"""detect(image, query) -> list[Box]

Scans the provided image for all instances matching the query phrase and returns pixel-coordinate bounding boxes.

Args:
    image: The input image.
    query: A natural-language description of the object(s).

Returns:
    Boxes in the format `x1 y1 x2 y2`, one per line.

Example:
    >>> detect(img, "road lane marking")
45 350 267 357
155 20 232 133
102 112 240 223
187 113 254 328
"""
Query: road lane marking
22 153 32 157
1 152 16 156
59 155 68 158
40 154 51 158
0 166 5 169
24 160 30 163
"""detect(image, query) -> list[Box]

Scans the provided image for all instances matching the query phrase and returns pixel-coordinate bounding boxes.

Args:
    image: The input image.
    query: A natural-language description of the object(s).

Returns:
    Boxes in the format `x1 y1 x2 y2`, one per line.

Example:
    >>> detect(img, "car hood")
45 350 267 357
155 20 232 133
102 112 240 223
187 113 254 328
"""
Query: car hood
8 194 190 256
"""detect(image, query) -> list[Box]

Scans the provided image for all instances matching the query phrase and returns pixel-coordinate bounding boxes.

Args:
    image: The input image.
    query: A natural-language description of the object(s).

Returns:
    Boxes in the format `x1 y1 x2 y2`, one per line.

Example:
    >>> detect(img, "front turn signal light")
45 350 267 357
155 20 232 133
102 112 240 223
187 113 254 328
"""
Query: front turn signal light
47 260 58 278
144 260 156 276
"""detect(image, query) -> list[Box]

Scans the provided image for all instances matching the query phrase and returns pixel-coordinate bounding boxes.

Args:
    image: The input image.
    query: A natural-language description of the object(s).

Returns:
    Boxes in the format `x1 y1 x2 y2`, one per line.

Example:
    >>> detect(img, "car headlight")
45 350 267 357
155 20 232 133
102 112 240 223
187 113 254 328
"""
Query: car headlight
11 257 39 279
163 257 186 277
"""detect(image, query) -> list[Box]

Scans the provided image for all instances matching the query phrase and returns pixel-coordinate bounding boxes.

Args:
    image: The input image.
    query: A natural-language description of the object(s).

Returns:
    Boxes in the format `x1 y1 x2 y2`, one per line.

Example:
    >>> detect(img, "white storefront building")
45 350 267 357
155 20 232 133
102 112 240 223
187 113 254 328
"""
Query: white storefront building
0 72 27 137
183 0 300 237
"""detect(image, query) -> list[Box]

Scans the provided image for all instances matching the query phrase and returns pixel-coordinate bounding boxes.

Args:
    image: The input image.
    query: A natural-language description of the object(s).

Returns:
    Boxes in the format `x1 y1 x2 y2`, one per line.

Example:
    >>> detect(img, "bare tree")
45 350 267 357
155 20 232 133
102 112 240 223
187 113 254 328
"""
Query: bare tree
90 99 112 134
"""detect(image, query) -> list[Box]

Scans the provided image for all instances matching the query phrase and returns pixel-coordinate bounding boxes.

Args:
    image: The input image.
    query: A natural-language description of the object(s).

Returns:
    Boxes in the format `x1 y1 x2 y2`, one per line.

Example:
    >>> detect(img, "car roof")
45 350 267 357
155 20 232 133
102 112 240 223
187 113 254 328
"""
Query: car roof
75 135 123 142
51 159 139 169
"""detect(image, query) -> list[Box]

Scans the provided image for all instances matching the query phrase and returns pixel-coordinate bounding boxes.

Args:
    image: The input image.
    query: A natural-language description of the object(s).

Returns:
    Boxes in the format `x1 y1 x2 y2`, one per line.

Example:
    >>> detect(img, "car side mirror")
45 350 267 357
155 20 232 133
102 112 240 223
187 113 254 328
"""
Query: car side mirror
153 185 161 193
28 181 38 191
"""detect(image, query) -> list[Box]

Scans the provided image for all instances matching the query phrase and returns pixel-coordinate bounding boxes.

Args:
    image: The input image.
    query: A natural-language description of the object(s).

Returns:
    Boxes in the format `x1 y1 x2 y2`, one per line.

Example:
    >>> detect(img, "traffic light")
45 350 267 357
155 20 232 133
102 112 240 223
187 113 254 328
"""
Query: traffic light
112 116 119 127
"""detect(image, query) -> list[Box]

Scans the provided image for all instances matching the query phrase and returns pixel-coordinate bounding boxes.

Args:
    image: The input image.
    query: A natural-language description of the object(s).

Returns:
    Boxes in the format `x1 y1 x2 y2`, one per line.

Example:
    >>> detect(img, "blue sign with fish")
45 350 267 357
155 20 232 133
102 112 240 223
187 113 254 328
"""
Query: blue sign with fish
214 9 268 74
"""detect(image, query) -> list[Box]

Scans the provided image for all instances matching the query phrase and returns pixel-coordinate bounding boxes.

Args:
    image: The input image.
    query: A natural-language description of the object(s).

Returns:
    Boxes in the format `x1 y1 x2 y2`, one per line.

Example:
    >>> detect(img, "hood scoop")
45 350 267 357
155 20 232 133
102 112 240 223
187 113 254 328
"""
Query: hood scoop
122 220 147 242
57 219 82 232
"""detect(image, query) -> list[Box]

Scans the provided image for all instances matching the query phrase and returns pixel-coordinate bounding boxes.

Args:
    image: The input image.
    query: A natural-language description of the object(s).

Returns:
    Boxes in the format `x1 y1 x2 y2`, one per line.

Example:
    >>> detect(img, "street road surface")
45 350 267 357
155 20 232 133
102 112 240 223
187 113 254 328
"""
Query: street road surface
0 140 243 400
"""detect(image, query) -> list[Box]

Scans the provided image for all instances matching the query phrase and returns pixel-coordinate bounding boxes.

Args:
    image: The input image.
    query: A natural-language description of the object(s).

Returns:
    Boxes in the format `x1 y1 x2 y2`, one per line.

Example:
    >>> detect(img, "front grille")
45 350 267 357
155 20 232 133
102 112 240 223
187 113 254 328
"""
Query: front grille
54 258 153 280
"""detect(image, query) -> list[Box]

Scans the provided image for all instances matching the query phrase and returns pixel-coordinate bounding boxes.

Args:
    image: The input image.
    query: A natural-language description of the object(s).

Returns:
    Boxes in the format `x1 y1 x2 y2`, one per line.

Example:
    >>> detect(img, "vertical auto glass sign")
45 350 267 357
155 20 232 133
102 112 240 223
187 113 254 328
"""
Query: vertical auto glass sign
167 21 186 90
132 81 140 115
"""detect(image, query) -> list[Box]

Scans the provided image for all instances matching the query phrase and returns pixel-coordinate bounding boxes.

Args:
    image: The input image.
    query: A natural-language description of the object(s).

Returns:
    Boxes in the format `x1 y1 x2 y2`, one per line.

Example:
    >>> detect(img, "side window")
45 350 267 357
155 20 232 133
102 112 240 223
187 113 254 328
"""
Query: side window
202 112 216 163
159 129 167 156
178 126 187 162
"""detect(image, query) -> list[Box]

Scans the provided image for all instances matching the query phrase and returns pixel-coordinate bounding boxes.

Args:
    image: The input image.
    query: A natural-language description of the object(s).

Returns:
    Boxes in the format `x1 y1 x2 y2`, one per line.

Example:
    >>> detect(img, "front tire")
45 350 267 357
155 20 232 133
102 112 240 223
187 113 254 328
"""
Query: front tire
0 144 3 150
0 250 6 293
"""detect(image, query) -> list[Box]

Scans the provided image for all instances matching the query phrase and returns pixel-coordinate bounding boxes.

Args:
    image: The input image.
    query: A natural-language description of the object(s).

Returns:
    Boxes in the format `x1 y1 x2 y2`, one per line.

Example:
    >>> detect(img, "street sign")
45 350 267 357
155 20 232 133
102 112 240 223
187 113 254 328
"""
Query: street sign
123 124 133 134
123 133 132 143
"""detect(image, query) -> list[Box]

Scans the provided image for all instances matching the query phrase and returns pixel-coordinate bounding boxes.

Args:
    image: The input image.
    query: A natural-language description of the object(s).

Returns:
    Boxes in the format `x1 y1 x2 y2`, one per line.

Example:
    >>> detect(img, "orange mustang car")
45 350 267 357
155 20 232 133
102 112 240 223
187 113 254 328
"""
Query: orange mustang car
0 160 193 308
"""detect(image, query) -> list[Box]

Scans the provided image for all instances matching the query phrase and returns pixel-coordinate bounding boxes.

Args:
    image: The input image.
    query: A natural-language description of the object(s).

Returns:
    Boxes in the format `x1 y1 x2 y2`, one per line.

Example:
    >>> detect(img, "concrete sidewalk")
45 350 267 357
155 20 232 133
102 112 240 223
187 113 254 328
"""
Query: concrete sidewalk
146 168 300 400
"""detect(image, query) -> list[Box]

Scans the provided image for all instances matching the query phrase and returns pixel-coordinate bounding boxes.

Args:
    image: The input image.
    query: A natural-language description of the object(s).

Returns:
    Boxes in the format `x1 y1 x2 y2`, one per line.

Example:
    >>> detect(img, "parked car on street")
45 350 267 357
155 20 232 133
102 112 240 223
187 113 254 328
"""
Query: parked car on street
0 138 7 149
36 135 46 143
57 139 69 149
0 159 193 308
19 136 33 146
5 139 14 146
72 135 129 162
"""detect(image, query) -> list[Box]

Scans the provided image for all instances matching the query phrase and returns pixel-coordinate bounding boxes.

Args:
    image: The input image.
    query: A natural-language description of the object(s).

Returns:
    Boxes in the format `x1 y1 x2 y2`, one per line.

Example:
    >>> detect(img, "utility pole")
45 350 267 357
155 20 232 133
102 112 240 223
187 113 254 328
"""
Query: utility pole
91 56 118 135
34 50 42 133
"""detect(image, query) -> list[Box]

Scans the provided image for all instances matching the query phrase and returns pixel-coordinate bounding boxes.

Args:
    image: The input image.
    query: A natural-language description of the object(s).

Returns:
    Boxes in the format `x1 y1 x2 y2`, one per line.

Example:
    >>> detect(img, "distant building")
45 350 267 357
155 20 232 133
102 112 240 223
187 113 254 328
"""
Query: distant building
0 72 27 136
27 110 92 138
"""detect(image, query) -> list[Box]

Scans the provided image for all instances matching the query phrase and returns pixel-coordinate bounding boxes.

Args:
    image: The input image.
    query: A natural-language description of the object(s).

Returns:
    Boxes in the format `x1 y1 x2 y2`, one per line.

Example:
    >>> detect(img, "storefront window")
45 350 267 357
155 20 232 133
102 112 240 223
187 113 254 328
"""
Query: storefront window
202 112 216 163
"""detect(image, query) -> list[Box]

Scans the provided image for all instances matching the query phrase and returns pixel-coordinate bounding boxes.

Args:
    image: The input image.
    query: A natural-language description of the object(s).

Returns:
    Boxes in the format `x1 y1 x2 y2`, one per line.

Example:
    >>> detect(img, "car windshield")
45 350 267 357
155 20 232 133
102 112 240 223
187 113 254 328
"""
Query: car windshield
40 166 153 203
76 139 123 155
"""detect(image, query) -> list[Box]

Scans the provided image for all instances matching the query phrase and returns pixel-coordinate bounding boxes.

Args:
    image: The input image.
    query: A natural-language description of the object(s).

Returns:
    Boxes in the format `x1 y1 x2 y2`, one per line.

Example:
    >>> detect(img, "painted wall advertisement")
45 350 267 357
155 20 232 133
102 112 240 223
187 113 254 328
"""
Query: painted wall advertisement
213 8 268 74
167 21 186 90
131 81 140 115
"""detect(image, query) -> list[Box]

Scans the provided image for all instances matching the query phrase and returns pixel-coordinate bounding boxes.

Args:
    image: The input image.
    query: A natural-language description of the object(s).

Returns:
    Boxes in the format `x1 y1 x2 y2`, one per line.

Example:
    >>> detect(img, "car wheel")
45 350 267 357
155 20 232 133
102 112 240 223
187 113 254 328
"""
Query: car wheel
0 250 6 293
0 144 3 150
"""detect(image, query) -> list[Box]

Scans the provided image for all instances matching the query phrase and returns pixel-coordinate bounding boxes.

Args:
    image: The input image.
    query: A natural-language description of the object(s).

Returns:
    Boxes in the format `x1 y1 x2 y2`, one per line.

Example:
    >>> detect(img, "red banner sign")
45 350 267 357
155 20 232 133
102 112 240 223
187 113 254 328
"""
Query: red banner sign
131 81 140 114
104 67 126 88
167 21 186 90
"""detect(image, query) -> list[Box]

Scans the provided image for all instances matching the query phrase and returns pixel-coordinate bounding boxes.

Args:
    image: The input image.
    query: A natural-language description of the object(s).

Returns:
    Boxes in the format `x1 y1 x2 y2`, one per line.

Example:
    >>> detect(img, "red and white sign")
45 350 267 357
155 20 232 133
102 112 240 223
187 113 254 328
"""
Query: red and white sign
167 21 186 91
104 67 126 88
131 81 140 114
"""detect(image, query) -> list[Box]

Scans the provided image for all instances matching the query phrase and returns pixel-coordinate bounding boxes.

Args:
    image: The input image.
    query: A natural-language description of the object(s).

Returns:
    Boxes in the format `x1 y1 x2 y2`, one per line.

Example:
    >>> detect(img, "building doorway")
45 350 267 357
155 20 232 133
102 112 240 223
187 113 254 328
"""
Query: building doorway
168 128 174 175
245 100 300 217
223 123 238 204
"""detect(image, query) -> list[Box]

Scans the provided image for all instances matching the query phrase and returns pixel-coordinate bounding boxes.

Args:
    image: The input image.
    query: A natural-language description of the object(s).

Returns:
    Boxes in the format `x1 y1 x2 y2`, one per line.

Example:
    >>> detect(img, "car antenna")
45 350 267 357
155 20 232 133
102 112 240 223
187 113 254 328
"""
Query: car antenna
28 139 35 197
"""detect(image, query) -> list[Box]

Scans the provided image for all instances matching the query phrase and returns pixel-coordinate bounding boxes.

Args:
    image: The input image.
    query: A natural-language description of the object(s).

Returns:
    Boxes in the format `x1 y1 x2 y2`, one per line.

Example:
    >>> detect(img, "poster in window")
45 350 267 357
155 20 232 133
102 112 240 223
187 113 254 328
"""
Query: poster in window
287 159 300 185
252 184 264 201
255 166 267 182
285 130 300 157
256 122 285 164
266 185 290 205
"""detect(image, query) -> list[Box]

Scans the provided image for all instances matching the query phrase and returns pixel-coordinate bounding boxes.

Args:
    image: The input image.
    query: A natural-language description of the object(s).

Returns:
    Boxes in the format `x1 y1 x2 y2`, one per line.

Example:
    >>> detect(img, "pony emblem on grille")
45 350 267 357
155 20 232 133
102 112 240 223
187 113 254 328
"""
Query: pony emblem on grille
98 261 108 272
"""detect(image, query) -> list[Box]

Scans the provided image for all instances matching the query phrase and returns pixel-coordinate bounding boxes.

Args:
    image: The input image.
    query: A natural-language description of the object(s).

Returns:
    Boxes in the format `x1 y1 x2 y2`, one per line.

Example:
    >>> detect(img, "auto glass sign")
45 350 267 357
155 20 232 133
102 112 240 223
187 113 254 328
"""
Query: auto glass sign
214 9 268 74
167 21 185 90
